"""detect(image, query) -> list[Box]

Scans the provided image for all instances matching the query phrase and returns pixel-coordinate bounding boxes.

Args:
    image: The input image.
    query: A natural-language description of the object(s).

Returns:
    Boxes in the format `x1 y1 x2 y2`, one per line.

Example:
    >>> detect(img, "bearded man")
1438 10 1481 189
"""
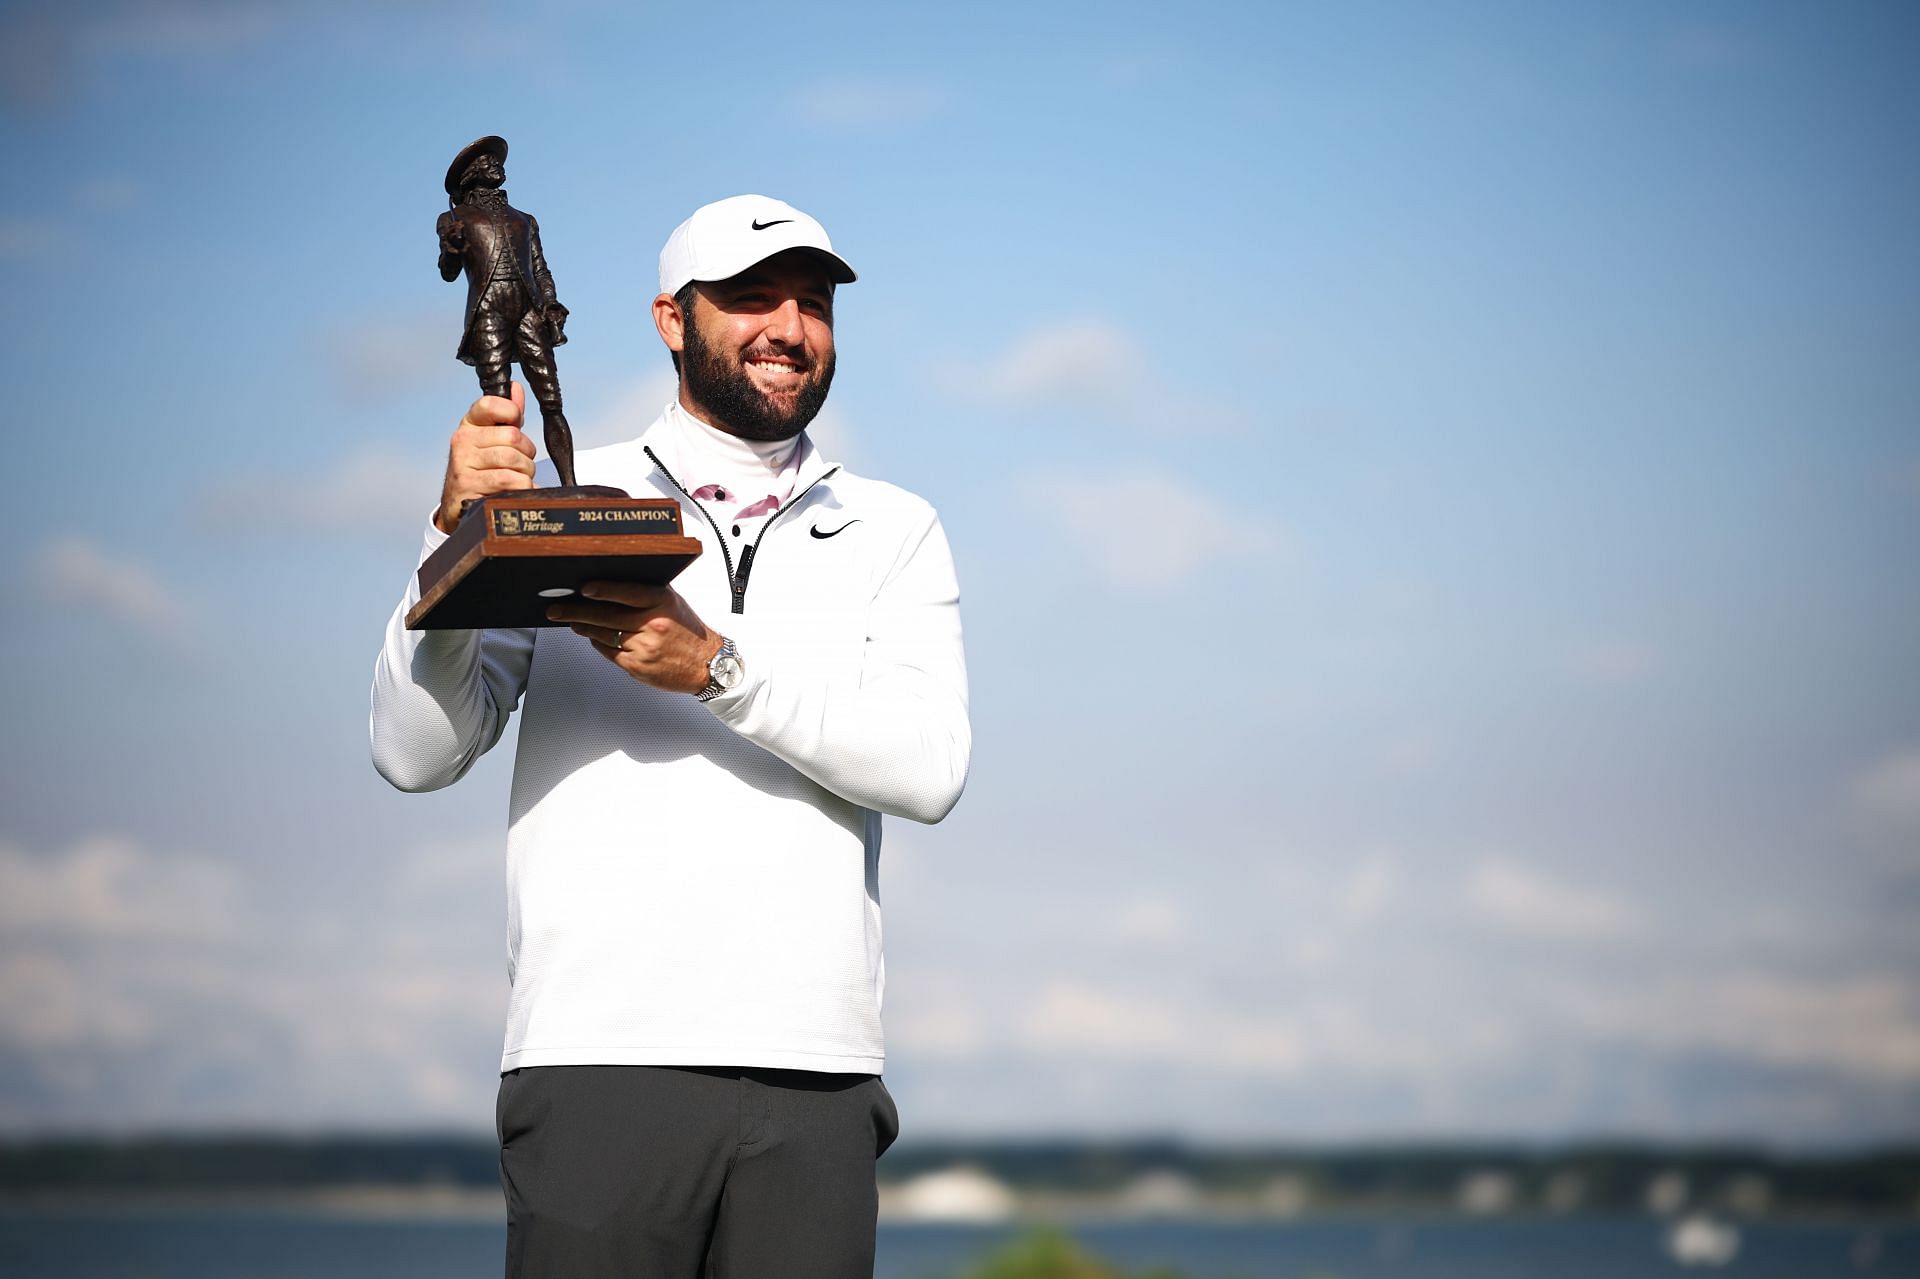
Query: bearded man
371 195 971 1279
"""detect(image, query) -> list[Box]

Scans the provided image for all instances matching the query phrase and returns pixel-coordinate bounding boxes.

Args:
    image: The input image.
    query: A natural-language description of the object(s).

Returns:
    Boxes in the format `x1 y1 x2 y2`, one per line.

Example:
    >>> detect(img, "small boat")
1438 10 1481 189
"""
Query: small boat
1665 1213 1741 1267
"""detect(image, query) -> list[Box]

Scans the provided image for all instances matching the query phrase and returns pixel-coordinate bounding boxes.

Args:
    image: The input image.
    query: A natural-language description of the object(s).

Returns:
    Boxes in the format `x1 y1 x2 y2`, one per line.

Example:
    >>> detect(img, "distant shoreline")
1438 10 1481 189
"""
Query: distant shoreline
0 1185 508 1222
5 1138 1916 1223
2 1184 1915 1229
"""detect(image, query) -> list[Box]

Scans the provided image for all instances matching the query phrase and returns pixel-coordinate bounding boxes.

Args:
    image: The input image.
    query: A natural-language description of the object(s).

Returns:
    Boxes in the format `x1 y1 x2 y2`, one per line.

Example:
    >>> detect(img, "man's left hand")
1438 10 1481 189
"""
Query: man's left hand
547 581 720 695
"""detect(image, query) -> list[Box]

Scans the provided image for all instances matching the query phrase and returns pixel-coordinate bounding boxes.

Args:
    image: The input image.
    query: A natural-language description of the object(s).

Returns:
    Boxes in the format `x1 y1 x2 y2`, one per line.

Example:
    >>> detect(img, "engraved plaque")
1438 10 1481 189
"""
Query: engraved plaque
406 496 703 630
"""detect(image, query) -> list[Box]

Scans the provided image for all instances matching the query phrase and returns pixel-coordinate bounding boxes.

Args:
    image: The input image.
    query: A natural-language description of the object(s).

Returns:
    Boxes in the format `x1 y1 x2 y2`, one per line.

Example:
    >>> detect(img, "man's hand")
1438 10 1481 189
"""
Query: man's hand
546 582 722 696
435 383 537 534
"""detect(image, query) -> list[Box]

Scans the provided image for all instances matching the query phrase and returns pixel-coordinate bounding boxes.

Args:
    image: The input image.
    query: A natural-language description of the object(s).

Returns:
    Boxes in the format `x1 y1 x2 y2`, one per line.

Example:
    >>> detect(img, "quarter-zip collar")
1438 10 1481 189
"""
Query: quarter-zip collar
635 408 841 615
638 406 837 500
659 398 805 494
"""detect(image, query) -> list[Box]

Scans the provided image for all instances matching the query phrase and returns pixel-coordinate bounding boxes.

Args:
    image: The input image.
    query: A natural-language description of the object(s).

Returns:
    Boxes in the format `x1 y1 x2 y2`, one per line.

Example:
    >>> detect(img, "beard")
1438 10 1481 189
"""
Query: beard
681 320 835 443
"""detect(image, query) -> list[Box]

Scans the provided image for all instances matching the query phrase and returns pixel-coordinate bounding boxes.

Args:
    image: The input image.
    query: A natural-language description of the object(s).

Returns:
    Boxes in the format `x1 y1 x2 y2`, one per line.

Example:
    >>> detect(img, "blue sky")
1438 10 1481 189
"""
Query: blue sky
0 0 1916 1144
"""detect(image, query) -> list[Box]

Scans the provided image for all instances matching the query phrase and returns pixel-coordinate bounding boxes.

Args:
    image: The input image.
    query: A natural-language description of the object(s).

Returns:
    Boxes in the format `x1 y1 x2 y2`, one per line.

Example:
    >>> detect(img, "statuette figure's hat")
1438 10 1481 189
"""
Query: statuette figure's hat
445 135 508 196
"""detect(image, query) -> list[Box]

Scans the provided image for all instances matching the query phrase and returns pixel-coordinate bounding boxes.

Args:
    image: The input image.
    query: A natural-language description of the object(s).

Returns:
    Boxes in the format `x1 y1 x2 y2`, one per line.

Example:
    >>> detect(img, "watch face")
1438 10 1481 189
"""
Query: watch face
712 654 744 689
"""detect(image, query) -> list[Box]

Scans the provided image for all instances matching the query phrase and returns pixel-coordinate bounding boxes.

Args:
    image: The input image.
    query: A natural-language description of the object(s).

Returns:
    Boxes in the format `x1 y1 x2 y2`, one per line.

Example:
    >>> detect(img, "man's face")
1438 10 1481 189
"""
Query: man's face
463 153 505 191
678 251 836 443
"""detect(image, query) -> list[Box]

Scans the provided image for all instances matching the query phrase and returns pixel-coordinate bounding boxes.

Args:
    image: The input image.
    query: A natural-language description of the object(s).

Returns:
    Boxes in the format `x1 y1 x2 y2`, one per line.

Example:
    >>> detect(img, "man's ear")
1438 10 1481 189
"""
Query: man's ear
652 292 685 356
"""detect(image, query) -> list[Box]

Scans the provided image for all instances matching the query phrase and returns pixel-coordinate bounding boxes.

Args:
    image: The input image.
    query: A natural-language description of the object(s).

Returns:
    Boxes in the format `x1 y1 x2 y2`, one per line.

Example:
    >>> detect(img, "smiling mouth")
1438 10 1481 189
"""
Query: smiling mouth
747 358 808 381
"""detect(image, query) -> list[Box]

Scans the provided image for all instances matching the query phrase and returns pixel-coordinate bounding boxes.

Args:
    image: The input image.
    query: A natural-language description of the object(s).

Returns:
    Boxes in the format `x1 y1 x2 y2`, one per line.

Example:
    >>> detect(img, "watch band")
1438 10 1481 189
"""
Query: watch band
695 635 740 702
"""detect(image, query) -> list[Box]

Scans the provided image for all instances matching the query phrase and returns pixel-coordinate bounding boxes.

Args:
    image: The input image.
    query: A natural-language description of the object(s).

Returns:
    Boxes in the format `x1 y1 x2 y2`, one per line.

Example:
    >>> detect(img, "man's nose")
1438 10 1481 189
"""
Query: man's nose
765 298 805 345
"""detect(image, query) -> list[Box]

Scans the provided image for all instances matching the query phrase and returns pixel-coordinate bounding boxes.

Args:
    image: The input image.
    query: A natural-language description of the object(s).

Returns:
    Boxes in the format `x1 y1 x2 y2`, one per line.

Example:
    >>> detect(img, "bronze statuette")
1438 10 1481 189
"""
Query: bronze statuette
407 136 701 630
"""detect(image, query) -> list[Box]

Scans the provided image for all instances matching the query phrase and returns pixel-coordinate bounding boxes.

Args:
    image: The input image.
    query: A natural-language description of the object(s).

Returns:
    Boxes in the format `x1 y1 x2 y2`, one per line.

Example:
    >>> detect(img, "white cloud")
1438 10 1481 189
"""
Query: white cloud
196 443 440 540
326 310 457 401
0 832 507 1132
1380 728 1444 775
0 837 251 1058
1107 897 1189 947
1024 980 1184 1058
0 184 133 259
1559 971 1920 1083
882 824 1920 1140
0 950 157 1051
11 820 1910 1138
73 174 139 212
1849 748 1920 849
1338 856 1398 923
897 962 1320 1077
0 836 238 942
793 77 947 131
1466 859 1642 943
1012 977 1466 1081
887 970 989 1059
31 536 186 634
1016 462 1283 586
973 320 1145 403
573 371 678 451
951 319 1249 433
804 405 860 468
1216 1023 1308 1073
1567 640 1658 684
0 216 64 260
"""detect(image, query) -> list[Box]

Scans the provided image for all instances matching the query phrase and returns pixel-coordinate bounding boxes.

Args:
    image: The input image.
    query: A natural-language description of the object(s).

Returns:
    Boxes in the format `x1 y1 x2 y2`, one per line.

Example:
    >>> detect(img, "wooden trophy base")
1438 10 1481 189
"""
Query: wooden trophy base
405 491 703 630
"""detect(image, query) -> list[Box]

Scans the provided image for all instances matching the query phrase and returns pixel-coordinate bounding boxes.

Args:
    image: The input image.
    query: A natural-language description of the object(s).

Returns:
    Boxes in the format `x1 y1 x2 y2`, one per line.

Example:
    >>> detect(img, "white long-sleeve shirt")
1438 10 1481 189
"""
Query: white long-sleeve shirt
370 409 970 1073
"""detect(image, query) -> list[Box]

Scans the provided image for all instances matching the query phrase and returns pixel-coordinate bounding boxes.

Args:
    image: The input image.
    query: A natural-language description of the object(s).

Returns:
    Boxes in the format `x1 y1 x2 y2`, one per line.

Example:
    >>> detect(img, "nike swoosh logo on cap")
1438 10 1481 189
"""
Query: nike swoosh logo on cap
810 520 861 539
751 219 793 231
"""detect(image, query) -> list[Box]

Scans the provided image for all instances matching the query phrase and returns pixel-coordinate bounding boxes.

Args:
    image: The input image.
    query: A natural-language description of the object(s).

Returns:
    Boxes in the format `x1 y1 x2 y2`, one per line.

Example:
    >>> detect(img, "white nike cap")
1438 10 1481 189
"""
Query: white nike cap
658 194 858 297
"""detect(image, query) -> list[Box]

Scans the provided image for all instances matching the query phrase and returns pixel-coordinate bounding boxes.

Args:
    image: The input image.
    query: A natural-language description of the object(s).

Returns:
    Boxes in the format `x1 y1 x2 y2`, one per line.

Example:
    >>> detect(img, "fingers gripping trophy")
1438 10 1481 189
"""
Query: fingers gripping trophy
437 134 607 496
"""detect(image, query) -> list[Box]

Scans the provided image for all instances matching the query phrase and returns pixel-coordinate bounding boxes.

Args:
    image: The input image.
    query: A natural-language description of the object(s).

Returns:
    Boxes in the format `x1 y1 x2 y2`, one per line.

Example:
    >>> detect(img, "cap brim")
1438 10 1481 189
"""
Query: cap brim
675 246 856 296
795 246 857 285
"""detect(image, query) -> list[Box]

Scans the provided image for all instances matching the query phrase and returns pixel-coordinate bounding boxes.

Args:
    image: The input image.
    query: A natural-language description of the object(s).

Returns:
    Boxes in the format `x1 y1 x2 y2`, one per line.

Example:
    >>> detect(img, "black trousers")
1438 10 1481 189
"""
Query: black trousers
497 1065 899 1279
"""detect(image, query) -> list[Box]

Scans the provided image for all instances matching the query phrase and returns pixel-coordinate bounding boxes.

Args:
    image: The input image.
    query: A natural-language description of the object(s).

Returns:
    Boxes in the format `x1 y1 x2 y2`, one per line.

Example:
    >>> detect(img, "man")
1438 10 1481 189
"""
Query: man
371 195 971 1277
437 135 580 486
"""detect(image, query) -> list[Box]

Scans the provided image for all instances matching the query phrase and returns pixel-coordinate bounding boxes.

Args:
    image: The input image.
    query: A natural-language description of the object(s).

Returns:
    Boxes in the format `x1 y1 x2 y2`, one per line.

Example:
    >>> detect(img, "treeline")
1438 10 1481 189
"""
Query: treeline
2 1136 1916 1213
883 1139 1920 1213
0 1137 496 1192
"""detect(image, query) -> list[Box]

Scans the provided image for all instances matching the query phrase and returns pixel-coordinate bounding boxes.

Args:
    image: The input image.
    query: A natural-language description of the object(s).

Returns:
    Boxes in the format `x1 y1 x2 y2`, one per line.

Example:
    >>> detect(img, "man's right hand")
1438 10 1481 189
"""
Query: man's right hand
436 383 537 534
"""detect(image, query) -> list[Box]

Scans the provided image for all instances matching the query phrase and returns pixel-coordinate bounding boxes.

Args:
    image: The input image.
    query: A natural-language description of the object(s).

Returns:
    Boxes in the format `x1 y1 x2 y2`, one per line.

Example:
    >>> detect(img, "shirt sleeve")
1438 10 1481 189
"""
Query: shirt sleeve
706 502 971 824
369 519 537 792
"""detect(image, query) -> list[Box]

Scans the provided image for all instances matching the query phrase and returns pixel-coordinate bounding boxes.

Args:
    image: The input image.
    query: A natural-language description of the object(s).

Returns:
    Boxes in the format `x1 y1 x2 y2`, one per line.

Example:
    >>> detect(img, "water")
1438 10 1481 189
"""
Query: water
881 1220 1920 1277
0 1212 1914 1277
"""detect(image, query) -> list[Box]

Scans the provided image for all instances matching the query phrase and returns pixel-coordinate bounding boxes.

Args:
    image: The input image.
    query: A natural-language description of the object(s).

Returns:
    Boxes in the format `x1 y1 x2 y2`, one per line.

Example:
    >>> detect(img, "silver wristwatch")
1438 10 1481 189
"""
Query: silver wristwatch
695 635 743 702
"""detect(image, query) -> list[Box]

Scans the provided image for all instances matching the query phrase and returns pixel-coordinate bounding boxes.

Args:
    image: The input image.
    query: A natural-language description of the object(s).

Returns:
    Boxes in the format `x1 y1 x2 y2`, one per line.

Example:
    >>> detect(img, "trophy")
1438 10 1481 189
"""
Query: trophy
406 135 700 630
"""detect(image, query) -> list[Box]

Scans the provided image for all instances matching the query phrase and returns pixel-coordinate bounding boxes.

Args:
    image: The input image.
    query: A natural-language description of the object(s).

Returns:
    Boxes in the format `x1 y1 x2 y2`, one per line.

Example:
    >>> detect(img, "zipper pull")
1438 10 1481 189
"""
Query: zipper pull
730 543 755 614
